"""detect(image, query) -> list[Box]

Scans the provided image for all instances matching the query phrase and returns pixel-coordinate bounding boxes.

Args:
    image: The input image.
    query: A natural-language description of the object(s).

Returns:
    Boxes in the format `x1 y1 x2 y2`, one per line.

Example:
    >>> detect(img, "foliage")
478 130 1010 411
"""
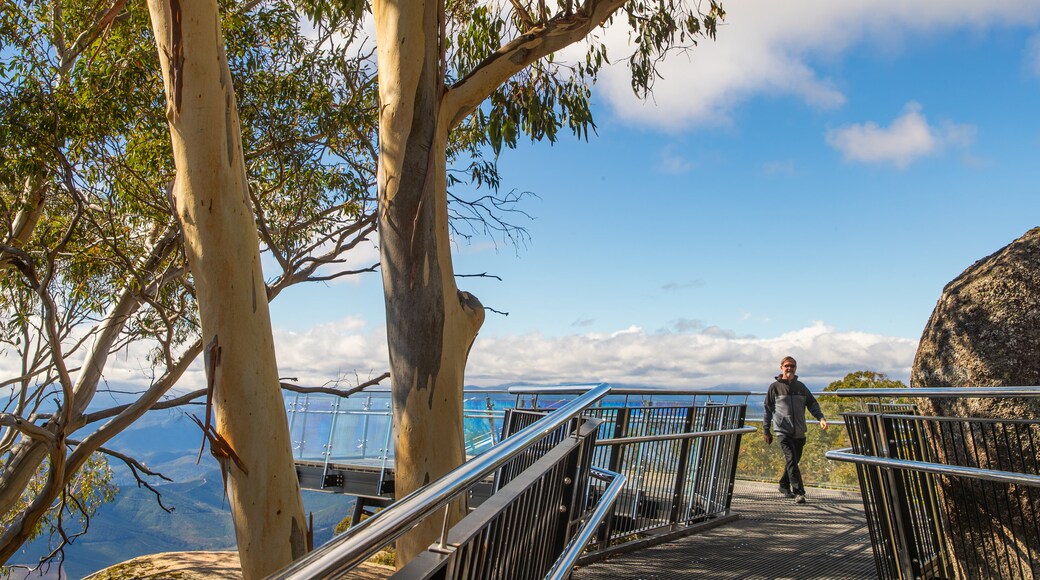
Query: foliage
737 422 859 489
370 546 396 567
332 509 394 566
0 0 528 562
0 0 388 563
0 454 116 551
435 0 725 249
448 0 724 154
819 370 910 417
738 371 909 488
822 370 907 393
372 0 726 561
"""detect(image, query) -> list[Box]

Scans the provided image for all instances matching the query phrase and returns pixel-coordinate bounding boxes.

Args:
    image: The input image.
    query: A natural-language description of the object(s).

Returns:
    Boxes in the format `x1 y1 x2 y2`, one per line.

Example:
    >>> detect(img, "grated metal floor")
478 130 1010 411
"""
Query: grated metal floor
571 480 878 580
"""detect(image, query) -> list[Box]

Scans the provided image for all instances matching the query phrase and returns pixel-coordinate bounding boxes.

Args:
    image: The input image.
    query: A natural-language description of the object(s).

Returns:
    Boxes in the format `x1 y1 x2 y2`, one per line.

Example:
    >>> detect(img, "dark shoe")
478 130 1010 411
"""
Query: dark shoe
795 494 806 504
778 487 795 498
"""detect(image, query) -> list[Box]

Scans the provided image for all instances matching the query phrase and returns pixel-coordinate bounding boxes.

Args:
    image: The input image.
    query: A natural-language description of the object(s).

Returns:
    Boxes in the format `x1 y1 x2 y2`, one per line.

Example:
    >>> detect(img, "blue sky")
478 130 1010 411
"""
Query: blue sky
220 2 1040 392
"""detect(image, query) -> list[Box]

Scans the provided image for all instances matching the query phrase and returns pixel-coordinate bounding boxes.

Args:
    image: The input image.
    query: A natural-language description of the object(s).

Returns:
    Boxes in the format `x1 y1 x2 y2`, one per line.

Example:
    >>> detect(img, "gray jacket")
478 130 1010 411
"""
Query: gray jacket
763 375 824 438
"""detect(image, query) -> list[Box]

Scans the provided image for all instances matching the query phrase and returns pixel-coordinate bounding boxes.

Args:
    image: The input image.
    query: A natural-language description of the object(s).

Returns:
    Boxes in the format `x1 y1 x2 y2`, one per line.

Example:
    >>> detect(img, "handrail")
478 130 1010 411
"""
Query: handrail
596 426 756 446
841 411 1040 426
825 448 1040 487
545 467 627 580
509 384 752 397
297 387 516 395
744 417 847 426
829 386 1040 398
270 383 611 579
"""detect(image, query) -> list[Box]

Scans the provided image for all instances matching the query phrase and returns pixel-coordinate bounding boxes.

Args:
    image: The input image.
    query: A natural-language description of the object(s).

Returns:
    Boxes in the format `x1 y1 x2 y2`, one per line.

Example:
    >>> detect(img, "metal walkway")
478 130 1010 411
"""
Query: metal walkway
571 480 877 580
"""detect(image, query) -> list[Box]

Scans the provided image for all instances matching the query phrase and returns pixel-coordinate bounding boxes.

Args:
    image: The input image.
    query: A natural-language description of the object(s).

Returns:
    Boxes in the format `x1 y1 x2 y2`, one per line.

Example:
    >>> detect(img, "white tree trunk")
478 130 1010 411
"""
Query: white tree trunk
146 1 307 577
373 0 485 565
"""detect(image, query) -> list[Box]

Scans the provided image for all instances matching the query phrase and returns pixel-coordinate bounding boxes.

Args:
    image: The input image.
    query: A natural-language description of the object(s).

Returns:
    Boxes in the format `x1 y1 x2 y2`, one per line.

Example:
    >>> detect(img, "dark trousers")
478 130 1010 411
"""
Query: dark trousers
777 435 807 495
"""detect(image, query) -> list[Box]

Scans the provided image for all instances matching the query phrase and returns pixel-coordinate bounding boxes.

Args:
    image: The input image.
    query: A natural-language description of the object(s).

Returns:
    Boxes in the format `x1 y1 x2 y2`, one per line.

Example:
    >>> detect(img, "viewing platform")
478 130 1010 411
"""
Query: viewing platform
277 385 1040 579
349 480 873 579
572 480 875 580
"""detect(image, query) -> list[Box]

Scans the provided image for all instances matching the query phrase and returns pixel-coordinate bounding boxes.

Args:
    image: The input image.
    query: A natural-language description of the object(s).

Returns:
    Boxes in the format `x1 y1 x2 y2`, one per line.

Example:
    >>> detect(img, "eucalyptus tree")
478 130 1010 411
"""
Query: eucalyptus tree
371 0 724 561
0 0 381 571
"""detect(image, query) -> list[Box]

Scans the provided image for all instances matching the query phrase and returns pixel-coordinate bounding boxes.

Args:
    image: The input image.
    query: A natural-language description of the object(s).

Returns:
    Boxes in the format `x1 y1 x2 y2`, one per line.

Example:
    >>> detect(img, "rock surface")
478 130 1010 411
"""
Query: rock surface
912 226 1040 418
910 227 1040 576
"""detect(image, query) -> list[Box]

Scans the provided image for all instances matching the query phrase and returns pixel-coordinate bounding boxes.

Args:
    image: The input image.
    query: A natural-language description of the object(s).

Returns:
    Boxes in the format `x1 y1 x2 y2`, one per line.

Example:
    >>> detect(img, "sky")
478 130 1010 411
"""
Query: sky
82 1 1040 393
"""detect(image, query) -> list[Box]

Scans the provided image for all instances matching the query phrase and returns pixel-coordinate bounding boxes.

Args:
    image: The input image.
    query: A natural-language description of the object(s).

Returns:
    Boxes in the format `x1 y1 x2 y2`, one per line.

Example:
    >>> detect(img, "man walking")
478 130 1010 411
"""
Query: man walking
763 356 827 504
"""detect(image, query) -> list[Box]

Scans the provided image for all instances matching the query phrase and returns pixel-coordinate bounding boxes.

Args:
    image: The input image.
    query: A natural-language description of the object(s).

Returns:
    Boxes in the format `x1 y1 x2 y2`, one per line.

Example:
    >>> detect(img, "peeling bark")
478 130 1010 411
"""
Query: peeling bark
373 0 485 564
372 0 638 565
146 1 306 577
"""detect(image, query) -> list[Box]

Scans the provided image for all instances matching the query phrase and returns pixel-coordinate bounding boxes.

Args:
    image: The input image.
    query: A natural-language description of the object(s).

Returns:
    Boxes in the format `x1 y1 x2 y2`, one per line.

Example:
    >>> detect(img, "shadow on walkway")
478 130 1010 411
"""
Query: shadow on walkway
572 480 877 580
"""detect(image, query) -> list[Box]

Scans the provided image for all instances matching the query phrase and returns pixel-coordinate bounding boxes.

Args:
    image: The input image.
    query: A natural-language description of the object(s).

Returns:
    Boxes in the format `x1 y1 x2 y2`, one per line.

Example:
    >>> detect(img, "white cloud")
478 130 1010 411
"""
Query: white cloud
570 316 595 328
589 0 1040 129
661 280 705 291
2 318 915 398
657 147 694 174
825 103 975 168
1027 34 1040 77
762 160 796 176
266 318 916 392
273 318 916 391
826 103 935 167
465 320 916 389
274 317 389 386
258 233 379 289
0 329 212 396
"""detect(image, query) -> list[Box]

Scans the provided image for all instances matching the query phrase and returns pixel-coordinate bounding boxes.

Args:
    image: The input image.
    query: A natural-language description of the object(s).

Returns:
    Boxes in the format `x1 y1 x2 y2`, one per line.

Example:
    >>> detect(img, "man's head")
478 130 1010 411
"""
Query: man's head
779 356 797 381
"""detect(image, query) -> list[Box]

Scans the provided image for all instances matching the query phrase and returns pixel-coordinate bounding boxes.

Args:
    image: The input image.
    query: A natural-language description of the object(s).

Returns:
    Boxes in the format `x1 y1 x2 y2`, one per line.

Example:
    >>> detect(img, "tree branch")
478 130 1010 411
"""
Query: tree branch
80 388 207 426
0 415 56 444
442 0 626 129
455 272 503 281
61 0 130 74
280 372 390 398
68 439 175 513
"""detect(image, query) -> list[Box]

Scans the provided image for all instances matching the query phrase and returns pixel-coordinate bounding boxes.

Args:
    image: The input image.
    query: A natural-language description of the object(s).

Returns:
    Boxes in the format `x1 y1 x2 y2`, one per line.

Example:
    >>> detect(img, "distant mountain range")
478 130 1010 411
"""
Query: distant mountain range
9 408 353 579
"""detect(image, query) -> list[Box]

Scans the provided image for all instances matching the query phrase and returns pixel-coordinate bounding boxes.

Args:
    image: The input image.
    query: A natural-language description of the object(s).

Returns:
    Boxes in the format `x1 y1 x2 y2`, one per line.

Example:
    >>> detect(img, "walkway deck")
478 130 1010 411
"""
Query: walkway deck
572 480 877 580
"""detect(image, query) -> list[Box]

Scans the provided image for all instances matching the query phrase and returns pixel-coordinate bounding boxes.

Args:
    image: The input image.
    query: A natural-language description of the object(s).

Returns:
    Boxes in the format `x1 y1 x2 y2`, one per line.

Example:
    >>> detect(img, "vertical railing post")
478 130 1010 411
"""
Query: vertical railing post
876 412 919 578
486 394 498 446
705 405 724 513
607 407 629 474
360 395 372 459
553 424 585 559
668 405 697 526
723 403 747 512
377 400 393 495
914 418 955 577
321 396 340 488
597 407 630 546
287 392 301 459
846 412 895 579
691 406 716 518
299 394 310 458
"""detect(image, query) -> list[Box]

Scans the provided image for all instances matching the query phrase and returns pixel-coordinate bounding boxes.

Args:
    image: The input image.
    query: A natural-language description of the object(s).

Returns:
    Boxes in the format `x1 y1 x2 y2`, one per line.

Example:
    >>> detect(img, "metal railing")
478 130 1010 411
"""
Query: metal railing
393 417 615 579
271 384 616 579
826 387 1040 580
509 386 755 559
513 385 751 410
286 389 512 495
545 467 626 580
